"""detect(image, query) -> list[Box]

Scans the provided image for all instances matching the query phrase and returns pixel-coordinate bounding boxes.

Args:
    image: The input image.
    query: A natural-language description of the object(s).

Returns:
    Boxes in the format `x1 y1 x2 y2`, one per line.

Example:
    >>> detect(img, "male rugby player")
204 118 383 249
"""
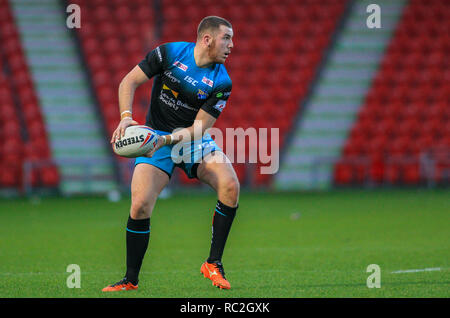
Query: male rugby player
102 16 238 291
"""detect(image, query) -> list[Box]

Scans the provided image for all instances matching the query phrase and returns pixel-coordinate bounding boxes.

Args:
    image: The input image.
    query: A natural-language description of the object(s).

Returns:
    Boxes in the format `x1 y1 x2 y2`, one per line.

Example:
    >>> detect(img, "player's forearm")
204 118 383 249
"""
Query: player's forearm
162 110 216 145
118 78 138 120
118 65 151 120
162 121 210 145
165 126 201 145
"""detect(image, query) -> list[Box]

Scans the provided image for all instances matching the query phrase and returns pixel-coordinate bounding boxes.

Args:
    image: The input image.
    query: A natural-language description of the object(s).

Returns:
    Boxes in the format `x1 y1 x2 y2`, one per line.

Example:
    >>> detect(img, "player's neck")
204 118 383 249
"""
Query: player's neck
193 45 214 68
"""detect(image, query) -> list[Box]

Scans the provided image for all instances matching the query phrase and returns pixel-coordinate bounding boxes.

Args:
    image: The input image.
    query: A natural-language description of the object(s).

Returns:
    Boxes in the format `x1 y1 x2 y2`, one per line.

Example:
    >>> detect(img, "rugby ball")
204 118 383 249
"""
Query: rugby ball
113 125 159 158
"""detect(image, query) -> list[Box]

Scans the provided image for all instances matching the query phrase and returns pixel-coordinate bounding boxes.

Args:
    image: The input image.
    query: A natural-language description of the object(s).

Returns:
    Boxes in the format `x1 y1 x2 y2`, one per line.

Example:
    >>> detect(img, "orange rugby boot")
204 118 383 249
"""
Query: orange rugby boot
102 278 138 292
200 261 231 290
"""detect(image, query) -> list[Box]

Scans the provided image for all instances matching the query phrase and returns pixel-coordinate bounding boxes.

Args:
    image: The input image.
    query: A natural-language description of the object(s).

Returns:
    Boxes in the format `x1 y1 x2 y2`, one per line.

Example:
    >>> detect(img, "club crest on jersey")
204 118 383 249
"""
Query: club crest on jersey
202 76 214 87
197 89 208 100
173 60 188 71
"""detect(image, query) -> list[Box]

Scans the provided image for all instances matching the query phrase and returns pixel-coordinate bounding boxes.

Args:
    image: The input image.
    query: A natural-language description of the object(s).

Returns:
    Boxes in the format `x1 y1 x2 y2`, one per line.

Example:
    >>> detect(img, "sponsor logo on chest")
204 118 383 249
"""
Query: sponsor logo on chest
202 76 214 87
184 75 198 86
173 60 188 71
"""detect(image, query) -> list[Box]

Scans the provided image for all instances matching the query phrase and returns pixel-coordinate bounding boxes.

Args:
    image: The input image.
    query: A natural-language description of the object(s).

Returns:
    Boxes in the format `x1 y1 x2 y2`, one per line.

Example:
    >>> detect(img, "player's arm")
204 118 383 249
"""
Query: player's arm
165 109 217 145
165 83 231 145
146 83 231 157
110 66 150 143
145 109 216 157
111 45 167 143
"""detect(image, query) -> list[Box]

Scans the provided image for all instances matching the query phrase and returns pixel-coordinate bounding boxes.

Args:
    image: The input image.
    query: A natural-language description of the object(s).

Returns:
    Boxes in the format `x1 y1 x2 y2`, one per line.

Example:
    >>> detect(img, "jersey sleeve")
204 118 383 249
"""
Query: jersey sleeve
200 81 232 119
138 44 167 79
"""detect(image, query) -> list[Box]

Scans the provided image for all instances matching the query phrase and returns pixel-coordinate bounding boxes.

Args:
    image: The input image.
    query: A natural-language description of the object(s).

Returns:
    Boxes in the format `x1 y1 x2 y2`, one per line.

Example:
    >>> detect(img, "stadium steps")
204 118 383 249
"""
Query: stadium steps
275 0 406 190
10 0 118 195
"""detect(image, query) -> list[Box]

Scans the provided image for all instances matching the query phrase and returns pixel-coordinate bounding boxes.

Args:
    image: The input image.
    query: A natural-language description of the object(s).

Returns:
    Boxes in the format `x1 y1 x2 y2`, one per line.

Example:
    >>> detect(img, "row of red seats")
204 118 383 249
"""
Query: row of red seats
334 160 423 185
0 1 59 189
335 0 450 185
162 0 345 21
335 148 449 186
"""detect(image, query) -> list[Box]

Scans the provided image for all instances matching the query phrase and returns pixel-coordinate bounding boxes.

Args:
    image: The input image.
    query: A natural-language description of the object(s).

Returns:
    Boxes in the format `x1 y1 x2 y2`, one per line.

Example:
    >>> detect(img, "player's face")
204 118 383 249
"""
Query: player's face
210 25 234 64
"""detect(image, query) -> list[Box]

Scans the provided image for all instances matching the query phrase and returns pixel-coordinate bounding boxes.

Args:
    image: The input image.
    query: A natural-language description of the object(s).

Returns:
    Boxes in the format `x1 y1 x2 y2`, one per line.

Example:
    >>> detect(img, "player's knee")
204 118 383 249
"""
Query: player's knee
130 198 153 219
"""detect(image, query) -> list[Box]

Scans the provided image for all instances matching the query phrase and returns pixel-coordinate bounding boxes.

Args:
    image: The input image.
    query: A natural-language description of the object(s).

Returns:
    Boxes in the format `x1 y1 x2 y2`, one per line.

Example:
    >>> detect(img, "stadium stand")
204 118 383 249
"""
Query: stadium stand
275 0 404 191
335 0 450 186
70 0 155 134
2 0 448 193
0 0 59 190
11 0 117 195
71 0 347 187
161 0 348 186
69 0 156 185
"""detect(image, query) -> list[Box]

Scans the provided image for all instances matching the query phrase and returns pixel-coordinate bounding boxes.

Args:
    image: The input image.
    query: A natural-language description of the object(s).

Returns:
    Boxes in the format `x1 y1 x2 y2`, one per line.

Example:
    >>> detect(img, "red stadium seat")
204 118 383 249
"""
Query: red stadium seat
0 163 21 187
40 165 60 187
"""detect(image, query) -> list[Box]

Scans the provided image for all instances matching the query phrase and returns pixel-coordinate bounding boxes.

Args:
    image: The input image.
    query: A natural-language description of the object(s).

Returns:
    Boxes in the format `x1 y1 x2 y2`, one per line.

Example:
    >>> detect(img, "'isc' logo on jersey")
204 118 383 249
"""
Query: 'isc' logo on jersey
184 75 198 86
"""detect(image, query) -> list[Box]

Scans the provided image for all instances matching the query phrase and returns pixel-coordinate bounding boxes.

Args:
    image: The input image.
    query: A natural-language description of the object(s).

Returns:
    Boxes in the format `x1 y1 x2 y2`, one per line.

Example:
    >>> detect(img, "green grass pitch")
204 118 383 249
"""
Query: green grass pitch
0 189 448 298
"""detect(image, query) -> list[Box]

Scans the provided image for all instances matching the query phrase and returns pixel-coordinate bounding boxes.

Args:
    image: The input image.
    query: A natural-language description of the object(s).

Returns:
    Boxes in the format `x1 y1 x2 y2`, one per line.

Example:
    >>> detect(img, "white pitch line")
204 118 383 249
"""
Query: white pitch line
391 267 442 274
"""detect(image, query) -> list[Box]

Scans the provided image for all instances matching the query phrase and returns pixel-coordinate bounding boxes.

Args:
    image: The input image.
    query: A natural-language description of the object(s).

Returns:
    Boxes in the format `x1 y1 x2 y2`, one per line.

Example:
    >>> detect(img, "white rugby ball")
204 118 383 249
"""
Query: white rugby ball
113 125 159 158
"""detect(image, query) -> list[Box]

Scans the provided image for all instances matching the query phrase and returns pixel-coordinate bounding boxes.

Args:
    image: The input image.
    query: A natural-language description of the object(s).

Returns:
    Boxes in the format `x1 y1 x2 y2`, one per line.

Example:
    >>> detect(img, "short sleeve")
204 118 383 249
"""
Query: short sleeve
200 82 232 119
138 44 167 79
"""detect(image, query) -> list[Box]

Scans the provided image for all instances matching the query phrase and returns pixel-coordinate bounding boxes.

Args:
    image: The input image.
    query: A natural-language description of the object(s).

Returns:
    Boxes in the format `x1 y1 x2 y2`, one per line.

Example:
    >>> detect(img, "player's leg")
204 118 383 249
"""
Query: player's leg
196 151 239 289
126 163 169 283
129 163 170 219
197 151 240 208
102 163 169 291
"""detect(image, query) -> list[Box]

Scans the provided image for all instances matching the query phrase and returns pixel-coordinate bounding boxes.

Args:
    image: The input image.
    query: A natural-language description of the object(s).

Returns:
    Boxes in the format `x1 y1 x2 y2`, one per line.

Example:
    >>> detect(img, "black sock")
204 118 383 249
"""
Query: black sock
207 200 237 263
125 216 150 285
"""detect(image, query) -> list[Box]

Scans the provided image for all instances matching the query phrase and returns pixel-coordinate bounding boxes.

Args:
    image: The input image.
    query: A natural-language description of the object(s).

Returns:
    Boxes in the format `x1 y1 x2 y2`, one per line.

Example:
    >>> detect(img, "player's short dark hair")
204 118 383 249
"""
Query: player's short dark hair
197 16 232 39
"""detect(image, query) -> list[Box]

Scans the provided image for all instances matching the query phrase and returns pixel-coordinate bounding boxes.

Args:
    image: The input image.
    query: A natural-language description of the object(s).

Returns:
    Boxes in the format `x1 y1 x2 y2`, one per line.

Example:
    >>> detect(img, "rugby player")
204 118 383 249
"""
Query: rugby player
102 16 238 291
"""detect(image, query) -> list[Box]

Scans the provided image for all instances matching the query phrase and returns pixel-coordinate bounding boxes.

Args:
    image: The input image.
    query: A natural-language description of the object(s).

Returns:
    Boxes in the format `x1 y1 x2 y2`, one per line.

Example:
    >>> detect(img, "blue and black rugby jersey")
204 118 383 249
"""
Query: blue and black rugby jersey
138 41 232 132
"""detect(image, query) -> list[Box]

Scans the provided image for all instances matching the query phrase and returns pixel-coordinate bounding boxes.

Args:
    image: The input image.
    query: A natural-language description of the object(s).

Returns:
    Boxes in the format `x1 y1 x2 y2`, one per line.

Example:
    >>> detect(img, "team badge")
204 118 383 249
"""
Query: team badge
197 89 208 100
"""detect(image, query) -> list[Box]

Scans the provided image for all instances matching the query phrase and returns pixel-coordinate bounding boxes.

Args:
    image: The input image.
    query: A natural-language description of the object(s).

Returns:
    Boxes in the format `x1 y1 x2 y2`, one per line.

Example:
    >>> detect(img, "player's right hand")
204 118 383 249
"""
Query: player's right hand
143 135 166 158
110 117 139 144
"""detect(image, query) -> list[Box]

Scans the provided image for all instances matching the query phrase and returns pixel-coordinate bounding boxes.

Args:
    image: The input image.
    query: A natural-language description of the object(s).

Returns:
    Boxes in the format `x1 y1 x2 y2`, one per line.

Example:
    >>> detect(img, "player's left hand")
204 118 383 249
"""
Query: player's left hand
144 135 166 158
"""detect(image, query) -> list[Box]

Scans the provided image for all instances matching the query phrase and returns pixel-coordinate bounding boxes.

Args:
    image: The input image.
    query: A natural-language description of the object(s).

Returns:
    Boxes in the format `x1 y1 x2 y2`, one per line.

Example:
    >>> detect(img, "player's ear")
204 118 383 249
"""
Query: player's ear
203 33 213 47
